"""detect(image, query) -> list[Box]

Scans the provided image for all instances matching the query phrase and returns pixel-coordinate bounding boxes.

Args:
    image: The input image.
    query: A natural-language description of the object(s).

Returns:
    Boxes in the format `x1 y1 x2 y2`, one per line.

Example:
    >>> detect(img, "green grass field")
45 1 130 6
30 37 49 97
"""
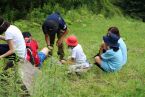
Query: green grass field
1 10 145 97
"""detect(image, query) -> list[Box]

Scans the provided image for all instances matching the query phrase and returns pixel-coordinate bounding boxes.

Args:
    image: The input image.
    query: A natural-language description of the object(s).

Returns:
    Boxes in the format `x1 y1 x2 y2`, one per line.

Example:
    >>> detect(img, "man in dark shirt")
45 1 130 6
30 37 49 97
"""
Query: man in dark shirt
42 12 68 61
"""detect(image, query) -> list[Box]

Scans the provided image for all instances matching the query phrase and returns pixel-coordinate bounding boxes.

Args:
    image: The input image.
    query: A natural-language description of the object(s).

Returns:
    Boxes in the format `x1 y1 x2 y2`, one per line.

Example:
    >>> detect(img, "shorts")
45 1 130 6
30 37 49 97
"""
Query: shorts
100 61 111 72
38 52 47 67
42 20 58 35
100 61 121 72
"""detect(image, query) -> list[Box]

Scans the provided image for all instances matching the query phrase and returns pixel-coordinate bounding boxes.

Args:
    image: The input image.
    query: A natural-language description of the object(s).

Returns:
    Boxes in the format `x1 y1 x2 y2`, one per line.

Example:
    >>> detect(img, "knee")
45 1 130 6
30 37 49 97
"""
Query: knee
41 47 50 55
43 47 49 50
95 56 101 65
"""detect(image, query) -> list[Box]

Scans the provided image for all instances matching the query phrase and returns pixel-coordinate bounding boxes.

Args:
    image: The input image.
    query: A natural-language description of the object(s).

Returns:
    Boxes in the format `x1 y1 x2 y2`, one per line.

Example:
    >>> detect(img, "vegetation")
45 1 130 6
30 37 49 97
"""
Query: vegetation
114 0 145 21
0 1 145 97
1 0 145 21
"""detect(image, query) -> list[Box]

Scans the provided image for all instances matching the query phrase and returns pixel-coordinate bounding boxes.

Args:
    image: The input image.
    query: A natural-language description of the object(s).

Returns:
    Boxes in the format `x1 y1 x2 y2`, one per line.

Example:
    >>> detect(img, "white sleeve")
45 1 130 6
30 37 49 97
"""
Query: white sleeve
5 31 13 40
71 49 76 59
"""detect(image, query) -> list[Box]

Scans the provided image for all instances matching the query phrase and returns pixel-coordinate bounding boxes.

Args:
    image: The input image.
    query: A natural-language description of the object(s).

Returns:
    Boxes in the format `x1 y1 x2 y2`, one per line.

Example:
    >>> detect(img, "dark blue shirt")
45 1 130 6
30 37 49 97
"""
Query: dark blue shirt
46 13 67 31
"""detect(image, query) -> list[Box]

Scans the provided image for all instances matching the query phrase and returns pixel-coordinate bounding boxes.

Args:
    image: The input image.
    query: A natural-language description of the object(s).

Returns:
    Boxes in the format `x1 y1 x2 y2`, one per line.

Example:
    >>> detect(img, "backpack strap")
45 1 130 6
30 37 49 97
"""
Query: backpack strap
26 47 35 65
25 38 35 65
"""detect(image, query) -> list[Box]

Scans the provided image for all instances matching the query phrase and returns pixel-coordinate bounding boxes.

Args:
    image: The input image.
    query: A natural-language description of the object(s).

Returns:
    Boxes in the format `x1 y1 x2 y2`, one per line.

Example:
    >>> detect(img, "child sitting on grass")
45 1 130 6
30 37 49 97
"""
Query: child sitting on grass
107 27 127 65
95 33 123 72
65 35 92 74
98 27 127 66
22 32 50 67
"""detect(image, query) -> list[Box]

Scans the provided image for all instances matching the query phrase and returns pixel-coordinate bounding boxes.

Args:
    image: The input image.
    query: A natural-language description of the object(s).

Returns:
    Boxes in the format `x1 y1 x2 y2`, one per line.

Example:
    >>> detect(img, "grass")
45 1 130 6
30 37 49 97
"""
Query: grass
1 10 145 97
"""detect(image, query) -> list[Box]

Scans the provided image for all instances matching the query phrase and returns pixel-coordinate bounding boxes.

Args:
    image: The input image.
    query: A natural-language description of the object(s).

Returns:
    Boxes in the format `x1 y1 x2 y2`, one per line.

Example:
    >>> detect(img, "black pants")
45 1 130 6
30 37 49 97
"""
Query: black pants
0 44 16 58
0 44 17 70
0 44 9 55
42 20 65 60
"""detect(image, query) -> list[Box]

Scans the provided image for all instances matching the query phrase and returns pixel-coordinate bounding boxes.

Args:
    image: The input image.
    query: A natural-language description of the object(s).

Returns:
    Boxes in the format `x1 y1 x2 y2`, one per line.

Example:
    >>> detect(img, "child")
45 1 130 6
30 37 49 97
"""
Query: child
107 27 127 65
95 33 123 72
0 17 26 70
98 27 127 66
65 35 91 74
22 32 50 67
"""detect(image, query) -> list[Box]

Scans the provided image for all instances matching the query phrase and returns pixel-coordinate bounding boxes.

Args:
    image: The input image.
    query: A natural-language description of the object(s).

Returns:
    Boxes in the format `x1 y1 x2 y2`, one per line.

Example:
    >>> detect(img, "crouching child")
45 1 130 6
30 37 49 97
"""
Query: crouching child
65 35 92 74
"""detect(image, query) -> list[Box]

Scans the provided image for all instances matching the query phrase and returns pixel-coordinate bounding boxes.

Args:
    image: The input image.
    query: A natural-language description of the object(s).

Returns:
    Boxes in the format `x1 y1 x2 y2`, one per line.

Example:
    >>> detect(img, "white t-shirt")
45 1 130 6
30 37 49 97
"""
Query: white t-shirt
5 25 26 58
71 44 90 67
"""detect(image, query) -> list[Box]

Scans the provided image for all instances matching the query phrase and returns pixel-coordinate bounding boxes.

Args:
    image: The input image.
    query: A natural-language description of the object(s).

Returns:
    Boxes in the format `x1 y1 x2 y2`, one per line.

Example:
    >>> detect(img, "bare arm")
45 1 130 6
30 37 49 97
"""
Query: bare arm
60 29 68 40
0 35 6 41
45 34 50 46
99 42 105 55
99 41 108 55
56 29 68 46
0 39 15 59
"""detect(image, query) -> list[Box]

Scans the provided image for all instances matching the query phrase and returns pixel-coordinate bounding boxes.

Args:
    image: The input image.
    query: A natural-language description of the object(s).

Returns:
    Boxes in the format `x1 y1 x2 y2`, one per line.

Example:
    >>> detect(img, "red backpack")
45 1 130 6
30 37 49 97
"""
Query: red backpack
25 38 40 67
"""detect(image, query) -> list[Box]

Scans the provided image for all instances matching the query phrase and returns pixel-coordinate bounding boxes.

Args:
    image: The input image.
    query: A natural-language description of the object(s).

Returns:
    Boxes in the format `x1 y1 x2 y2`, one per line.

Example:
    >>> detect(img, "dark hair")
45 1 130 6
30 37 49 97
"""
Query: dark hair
0 17 10 35
108 27 120 37
22 32 32 38
110 46 119 52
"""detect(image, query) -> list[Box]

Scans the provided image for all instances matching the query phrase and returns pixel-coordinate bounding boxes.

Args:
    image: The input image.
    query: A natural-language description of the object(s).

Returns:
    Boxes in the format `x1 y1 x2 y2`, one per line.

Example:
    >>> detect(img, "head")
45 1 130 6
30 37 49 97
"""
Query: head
22 32 32 43
0 17 10 35
103 33 119 52
108 26 120 37
66 35 78 48
22 32 32 38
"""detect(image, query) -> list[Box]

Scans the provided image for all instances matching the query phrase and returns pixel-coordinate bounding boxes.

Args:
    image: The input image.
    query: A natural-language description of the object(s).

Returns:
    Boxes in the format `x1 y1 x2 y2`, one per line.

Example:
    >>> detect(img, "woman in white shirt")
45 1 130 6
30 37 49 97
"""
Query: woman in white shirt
0 17 26 70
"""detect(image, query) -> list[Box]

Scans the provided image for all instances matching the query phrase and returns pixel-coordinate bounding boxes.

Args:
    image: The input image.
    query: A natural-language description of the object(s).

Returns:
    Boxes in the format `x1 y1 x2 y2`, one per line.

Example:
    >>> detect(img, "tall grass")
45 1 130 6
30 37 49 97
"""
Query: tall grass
13 8 145 97
0 5 145 97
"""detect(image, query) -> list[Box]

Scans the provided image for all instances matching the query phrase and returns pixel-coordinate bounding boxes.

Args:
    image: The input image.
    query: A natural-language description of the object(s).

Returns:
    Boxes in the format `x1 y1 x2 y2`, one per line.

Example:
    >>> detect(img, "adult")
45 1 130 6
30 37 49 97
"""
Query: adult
42 12 68 61
0 17 26 70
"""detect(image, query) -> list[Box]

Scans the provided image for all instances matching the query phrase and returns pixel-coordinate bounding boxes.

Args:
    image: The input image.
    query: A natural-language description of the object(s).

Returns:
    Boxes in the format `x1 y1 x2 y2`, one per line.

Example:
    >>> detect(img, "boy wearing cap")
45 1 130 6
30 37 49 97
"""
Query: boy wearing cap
65 35 91 74
107 27 127 65
0 17 26 70
97 27 127 66
95 33 123 72
42 12 68 61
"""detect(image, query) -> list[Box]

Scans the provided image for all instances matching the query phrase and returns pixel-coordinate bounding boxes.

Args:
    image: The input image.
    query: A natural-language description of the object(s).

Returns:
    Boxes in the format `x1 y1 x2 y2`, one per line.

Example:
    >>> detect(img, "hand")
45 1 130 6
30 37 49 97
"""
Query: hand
0 35 6 41
47 45 53 50
56 39 63 46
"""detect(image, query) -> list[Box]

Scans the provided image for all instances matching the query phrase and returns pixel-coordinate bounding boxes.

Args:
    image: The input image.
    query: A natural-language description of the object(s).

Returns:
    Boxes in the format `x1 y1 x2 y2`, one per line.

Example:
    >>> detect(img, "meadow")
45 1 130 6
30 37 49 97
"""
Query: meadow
0 8 145 97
